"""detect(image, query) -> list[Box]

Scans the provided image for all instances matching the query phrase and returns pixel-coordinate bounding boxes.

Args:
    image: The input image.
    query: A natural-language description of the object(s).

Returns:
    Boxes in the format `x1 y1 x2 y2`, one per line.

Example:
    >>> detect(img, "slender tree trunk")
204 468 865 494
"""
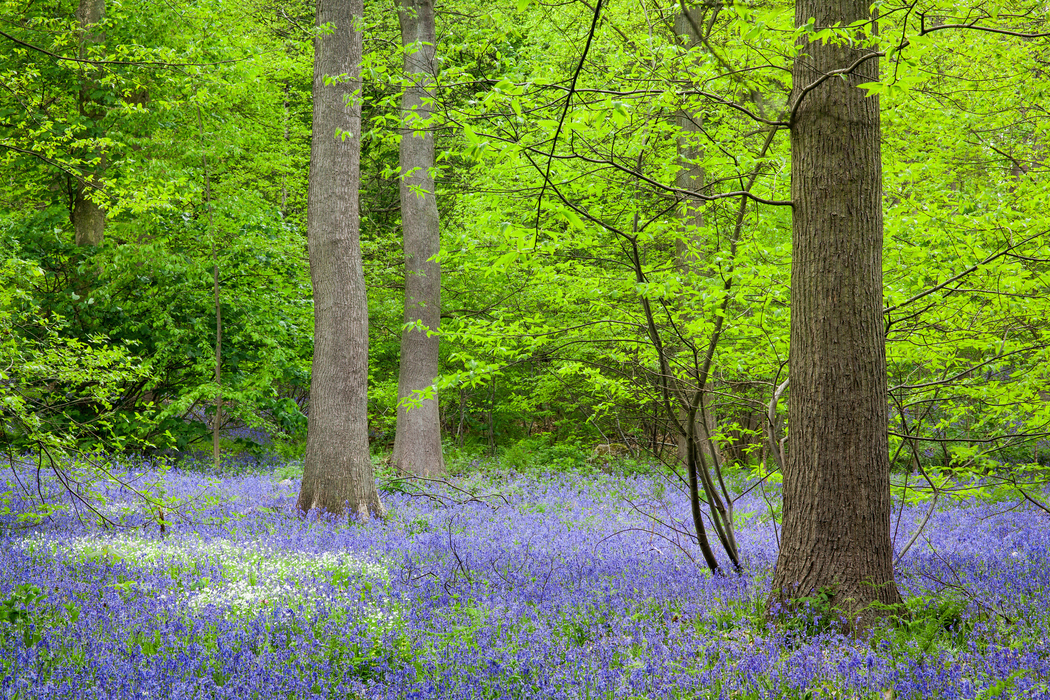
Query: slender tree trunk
281 80 290 214
456 388 467 446
769 0 902 627
74 0 106 246
488 381 496 455
197 103 222 472
674 7 707 470
298 0 383 521
389 0 445 476
212 242 222 471
672 5 744 571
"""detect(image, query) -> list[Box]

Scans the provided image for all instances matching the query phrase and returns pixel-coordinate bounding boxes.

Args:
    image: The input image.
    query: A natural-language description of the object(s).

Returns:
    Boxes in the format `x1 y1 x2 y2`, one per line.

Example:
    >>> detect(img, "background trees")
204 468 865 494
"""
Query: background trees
0 0 315 456
0 0 1046 600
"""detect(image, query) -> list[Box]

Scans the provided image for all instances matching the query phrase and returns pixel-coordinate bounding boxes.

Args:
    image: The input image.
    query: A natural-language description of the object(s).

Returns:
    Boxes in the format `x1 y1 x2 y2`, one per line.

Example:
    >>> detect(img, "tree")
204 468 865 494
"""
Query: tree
768 0 903 624
388 0 445 477
0 0 114 246
297 0 383 520
432 1 790 571
73 0 107 246
427 2 1045 600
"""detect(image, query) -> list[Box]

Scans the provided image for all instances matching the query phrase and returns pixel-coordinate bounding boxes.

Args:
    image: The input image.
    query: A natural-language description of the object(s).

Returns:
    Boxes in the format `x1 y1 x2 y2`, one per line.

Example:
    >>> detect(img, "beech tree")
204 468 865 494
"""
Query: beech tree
297 0 383 520
389 0 446 477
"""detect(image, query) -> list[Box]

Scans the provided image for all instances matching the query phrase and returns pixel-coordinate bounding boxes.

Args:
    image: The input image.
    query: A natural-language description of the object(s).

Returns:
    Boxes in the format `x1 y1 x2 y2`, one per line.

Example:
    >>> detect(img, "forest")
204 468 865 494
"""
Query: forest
1 0 1050 697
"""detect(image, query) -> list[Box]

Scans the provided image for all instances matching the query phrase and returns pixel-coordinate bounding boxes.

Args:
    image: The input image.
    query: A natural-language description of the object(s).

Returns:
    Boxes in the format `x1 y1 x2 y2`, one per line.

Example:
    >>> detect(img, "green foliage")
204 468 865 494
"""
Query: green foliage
500 440 533 472
0 585 41 626
0 583 83 651
442 441 488 476
779 586 843 637
0 0 316 483
0 226 185 524
883 595 974 656
501 437 589 473
0 0 1047 537
0 204 312 454
495 437 652 476
271 459 305 483
0 226 149 448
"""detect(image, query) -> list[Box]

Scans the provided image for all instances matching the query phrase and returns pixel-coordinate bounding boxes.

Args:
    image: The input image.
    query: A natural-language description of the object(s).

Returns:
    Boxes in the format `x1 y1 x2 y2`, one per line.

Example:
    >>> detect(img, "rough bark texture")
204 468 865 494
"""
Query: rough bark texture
769 0 902 625
298 0 383 521
74 0 106 246
389 0 445 477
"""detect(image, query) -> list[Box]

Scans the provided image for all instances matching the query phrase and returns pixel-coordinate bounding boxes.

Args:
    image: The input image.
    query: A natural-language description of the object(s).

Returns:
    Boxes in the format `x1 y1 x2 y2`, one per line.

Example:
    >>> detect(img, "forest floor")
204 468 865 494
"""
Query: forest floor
1 462 1048 699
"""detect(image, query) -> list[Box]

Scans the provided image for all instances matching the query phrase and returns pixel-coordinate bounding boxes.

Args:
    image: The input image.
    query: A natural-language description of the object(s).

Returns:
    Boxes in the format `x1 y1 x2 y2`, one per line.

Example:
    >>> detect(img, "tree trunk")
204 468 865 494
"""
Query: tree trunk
769 0 902 626
298 0 383 521
198 123 222 473
74 0 106 246
672 5 743 571
674 7 716 470
73 190 105 246
389 0 445 477
211 242 222 472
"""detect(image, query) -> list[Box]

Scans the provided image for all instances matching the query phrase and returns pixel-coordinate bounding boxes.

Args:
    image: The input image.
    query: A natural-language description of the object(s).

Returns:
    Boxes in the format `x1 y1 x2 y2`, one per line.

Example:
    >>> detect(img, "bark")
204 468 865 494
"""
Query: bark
769 0 902 626
298 0 383 521
74 0 106 246
389 0 445 476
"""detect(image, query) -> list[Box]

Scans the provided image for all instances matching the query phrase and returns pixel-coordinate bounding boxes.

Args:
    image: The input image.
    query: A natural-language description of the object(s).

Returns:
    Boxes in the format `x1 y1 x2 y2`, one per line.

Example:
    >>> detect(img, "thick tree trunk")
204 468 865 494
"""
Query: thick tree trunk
74 0 106 246
769 0 902 626
298 0 383 521
73 192 105 246
389 0 445 477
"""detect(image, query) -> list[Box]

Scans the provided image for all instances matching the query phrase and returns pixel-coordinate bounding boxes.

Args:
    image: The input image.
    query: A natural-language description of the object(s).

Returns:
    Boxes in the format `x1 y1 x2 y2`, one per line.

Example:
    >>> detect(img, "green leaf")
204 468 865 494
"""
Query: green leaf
856 81 884 97
558 208 586 230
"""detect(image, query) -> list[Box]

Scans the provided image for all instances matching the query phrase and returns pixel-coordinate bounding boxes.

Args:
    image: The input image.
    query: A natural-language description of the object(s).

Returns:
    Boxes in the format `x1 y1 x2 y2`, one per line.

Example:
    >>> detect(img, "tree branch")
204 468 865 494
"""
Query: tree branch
534 0 604 234
0 29 242 68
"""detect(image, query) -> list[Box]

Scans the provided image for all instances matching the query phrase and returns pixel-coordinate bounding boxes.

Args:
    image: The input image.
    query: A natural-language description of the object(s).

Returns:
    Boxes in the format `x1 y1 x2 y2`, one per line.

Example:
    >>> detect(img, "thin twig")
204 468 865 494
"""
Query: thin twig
593 526 698 566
